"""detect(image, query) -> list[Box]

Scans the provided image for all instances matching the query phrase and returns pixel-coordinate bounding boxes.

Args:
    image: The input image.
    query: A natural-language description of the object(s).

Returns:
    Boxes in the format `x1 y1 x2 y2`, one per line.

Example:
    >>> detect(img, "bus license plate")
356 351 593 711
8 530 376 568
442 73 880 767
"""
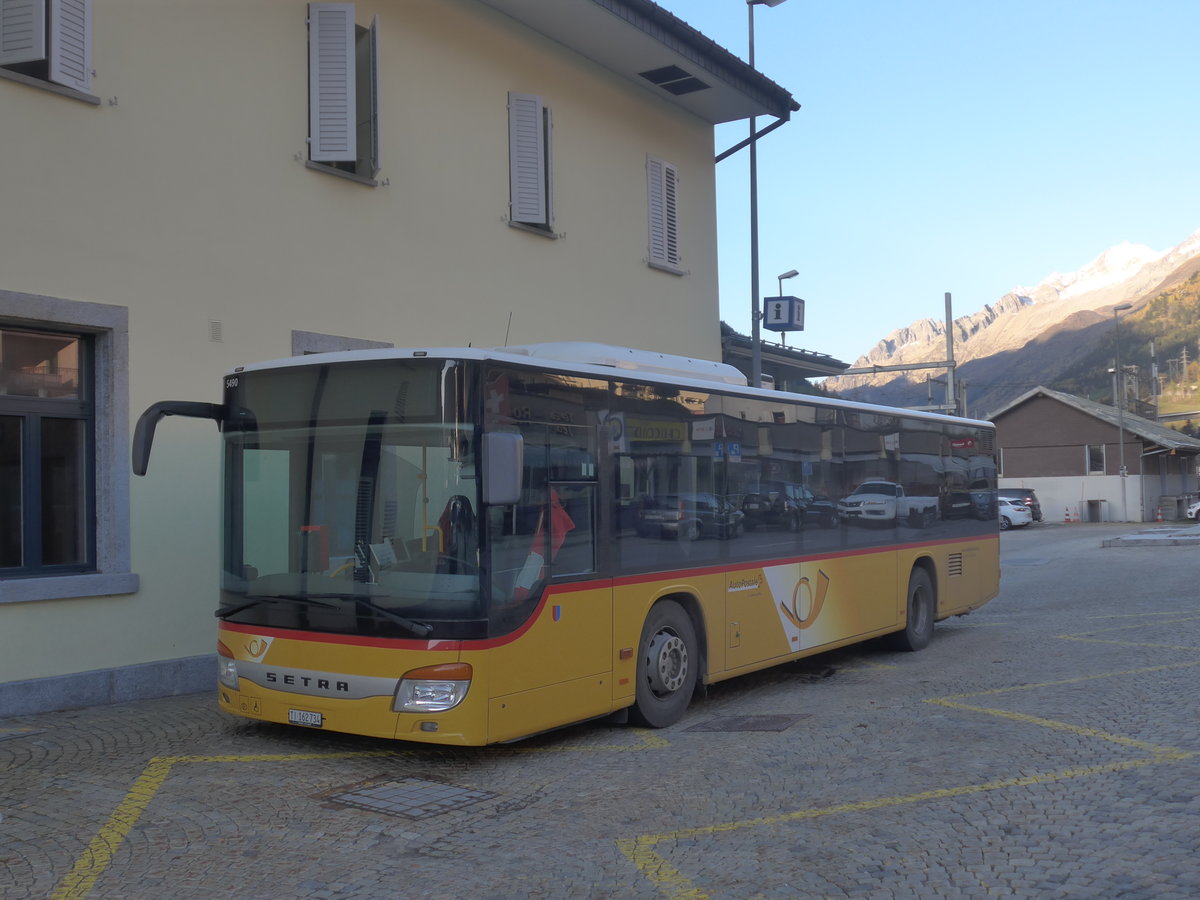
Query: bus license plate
288 709 323 728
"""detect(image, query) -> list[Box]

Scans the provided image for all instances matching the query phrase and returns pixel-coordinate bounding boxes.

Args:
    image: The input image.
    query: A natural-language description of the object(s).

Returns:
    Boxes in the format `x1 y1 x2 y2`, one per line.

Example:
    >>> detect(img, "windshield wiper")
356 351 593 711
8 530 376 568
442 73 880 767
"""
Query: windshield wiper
218 592 433 639
309 593 433 638
215 594 338 619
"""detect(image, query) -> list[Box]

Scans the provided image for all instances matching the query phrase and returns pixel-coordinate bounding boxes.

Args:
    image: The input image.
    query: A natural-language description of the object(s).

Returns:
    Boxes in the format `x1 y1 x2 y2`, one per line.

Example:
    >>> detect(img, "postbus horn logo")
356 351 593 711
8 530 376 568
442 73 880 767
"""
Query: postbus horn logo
780 570 830 630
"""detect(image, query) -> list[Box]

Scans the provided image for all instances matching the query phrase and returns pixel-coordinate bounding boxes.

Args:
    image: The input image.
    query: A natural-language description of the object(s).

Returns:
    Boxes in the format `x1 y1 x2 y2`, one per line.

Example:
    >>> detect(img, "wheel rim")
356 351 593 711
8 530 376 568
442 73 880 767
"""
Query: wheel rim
646 629 688 696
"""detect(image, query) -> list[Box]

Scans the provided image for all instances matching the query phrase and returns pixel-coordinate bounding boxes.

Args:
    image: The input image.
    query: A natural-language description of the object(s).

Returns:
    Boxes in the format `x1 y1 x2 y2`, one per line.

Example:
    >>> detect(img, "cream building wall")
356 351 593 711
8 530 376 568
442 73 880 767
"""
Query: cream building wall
0 0 749 711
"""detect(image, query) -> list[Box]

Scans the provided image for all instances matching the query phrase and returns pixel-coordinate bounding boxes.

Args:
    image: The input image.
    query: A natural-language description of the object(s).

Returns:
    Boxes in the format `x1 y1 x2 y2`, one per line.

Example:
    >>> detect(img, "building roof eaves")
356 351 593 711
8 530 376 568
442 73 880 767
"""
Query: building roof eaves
992 386 1200 452
596 0 799 118
476 0 798 124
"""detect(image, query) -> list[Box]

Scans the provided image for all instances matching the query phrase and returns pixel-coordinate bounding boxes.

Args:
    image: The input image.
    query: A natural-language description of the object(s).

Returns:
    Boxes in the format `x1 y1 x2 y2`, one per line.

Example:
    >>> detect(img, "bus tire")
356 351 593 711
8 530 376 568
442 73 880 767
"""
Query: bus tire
890 567 934 652
631 600 698 728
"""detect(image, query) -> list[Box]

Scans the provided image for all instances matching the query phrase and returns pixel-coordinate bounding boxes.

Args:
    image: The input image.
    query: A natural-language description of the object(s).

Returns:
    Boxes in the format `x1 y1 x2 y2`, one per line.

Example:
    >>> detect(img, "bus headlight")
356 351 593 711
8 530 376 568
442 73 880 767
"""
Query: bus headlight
394 663 472 712
217 641 239 690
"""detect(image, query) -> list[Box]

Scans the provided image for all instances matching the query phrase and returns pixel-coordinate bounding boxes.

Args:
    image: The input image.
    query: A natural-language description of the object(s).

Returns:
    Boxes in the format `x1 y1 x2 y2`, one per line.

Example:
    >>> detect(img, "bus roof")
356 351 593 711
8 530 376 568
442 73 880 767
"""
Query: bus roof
229 342 994 430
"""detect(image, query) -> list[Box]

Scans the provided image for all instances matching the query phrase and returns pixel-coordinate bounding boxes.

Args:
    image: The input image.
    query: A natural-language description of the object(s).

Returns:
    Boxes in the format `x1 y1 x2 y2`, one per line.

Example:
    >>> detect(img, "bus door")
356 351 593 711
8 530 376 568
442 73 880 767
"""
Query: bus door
482 421 612 741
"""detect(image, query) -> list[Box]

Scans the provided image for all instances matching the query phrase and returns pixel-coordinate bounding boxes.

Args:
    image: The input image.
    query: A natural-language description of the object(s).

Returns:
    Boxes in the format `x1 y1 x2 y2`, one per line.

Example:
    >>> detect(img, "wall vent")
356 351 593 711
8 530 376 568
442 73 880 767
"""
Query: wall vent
638 64 710 96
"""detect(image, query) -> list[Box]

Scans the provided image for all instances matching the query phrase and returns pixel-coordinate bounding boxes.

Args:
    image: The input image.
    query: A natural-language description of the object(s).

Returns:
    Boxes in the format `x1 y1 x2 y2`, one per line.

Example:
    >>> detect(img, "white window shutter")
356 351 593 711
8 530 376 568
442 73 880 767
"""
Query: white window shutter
47 0 90 91
366 14 379 174
309 2 356 162
647 157 680 269
542 102 553 229
509 92 547 226
0 0 47 67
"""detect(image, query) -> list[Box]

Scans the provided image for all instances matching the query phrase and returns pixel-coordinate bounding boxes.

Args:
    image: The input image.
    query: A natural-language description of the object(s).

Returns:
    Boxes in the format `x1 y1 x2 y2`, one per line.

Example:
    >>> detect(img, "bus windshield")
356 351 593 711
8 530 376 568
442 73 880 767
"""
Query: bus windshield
220 359 485 639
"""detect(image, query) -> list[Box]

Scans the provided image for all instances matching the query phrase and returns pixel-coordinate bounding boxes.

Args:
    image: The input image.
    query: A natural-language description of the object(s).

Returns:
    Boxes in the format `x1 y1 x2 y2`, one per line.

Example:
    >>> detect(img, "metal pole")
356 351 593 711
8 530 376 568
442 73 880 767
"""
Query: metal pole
1113 304 1131 521
748 2 761 388
944 292 955 414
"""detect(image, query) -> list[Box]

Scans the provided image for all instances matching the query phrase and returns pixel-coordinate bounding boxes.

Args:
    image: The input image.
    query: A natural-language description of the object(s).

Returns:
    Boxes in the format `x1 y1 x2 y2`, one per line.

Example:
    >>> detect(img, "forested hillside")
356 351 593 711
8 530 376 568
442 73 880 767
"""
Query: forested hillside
1053 269 1200 418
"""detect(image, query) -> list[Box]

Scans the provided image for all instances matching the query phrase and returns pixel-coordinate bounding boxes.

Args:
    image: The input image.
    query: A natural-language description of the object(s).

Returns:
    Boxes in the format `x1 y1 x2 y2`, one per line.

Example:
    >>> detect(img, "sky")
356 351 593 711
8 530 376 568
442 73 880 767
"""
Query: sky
660 0 1200 365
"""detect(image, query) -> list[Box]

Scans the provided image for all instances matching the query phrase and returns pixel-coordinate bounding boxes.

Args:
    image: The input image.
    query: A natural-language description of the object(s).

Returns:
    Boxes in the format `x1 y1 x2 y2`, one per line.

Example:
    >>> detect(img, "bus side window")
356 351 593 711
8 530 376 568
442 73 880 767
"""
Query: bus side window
548 483 595 577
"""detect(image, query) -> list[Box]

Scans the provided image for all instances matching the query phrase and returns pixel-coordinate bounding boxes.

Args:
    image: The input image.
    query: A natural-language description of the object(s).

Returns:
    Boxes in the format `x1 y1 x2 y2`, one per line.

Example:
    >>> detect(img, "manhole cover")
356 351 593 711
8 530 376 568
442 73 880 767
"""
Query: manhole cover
326 778 495 819
684 714 811 733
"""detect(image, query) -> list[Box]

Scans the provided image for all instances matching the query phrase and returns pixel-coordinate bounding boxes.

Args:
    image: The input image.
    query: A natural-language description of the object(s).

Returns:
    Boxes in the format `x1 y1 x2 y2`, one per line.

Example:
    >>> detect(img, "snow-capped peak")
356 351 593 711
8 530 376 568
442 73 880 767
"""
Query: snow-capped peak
1011 239 1165 301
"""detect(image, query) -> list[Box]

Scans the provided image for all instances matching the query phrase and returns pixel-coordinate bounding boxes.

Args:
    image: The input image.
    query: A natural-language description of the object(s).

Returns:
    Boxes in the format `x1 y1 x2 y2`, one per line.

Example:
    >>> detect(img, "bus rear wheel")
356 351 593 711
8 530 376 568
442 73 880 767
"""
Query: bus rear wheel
890 567 934 652
631 600 698 728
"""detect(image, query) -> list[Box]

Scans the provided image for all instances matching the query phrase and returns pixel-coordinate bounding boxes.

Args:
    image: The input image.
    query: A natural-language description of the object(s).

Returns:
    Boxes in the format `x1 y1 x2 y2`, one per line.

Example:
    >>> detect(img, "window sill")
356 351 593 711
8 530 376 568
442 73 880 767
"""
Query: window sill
648 259 687 276
305 160 378 187
0 68 100 105
0 572 140 604
508 220 561 240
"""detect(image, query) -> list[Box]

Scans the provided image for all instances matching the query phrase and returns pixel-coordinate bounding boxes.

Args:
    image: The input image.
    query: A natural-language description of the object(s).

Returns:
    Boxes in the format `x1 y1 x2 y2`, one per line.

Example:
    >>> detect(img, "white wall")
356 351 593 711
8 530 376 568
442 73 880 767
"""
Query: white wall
1001 476 1139 523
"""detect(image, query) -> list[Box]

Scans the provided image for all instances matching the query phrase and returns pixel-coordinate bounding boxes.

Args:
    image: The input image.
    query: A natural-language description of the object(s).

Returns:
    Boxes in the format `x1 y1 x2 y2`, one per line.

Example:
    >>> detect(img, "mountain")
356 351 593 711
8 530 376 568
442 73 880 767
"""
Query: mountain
824 229 1200 417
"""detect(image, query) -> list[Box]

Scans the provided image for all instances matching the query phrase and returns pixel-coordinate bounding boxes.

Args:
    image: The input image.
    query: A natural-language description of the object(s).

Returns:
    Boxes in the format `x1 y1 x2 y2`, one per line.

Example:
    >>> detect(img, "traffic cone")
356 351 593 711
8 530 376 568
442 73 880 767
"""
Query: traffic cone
1064 506 1072 524
1156 506 1164 523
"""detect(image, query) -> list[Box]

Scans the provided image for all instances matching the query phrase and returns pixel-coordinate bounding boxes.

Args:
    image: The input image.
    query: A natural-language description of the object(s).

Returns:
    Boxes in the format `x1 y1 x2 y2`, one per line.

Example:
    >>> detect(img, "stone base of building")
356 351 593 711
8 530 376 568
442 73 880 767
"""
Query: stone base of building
0 655 212 718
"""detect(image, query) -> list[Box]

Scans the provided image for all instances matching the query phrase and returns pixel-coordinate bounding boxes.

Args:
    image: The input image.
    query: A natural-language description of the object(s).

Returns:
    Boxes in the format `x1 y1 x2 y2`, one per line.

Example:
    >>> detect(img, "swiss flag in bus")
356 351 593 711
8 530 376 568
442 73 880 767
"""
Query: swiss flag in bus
485 372 512 420
513 489 575 603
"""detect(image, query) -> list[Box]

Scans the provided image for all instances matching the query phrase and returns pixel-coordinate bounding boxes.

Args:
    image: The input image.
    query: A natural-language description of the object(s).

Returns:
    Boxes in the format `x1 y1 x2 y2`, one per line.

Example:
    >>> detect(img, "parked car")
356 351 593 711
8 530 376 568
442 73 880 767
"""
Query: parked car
636 493 744 540
998 488 1042 522
837 481 938 526
741 482 838 530
796 485 839 528
970 489 998 521
1186 499 1200 521
939 489 974 520
998 497 1033 530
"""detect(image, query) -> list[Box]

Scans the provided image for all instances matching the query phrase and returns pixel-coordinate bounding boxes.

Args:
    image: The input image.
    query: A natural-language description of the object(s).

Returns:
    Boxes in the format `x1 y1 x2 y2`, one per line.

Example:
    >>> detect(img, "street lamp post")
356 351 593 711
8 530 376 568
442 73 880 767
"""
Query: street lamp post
1113 303 1132 521
748 0 788 389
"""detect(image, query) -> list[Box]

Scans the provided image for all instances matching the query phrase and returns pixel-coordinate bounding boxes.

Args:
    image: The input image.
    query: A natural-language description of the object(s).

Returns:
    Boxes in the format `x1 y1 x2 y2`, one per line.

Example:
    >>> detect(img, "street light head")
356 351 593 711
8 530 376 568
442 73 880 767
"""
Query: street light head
749 0 789 6
1114 303 1133 312
777 269 799 280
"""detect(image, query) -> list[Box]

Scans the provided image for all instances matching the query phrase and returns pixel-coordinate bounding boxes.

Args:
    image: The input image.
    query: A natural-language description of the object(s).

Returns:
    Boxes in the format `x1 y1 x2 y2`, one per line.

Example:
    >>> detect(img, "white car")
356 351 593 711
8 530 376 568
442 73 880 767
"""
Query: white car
1187 499 1200 521
998 497 1032 530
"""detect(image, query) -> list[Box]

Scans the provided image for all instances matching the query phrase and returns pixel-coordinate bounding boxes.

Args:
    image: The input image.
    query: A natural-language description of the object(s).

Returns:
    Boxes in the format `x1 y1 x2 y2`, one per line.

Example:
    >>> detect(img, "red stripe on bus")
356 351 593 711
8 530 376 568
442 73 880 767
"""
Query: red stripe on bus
218 532 995 652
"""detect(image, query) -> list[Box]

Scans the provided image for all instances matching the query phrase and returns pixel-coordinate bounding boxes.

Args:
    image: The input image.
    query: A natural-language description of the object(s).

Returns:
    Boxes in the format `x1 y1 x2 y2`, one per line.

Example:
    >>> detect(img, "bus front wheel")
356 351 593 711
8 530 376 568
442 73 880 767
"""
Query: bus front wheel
631 600 698 728
890 567 934 652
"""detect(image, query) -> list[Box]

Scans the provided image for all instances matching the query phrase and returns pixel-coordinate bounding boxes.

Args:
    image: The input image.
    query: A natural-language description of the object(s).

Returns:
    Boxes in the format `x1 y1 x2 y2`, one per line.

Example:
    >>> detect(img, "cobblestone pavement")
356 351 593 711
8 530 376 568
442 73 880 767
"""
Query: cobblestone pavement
3 523 1198 899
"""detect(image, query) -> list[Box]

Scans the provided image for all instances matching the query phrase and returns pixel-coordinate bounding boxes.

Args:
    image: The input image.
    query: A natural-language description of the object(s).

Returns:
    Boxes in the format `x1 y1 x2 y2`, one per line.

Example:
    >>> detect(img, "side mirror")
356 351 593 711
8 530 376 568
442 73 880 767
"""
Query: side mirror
481 432 523 506
132 401 224 476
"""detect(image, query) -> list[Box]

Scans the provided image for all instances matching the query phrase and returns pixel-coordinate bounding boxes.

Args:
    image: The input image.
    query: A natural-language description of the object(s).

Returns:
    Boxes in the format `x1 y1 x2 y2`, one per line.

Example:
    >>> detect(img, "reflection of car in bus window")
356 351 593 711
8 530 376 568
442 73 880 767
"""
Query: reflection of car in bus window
637 492 744 540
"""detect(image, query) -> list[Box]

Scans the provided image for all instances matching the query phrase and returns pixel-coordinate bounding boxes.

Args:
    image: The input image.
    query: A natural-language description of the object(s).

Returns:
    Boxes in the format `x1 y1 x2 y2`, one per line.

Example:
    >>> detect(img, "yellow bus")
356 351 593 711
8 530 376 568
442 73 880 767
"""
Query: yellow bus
134 342 998 745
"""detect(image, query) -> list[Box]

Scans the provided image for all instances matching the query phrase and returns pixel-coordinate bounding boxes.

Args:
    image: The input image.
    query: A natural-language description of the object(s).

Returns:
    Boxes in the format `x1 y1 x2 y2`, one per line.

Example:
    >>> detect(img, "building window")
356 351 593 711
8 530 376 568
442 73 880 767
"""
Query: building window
0 0 94 98
1086 443 1106 475
0 293 136 603
0 328 92 573
647 156 682 273
307 2 379 184
508 91 554 233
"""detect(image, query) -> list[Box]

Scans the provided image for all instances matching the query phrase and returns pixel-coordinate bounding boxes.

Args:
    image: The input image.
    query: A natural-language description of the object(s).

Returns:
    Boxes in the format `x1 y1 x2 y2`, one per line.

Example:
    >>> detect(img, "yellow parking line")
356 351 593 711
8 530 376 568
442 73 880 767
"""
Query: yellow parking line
50 750 396 900
52 757 174 900
929 699 1189 756
51 731 668 899
618 752 1190 900
619 624 1200 899
934 660 1200 702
